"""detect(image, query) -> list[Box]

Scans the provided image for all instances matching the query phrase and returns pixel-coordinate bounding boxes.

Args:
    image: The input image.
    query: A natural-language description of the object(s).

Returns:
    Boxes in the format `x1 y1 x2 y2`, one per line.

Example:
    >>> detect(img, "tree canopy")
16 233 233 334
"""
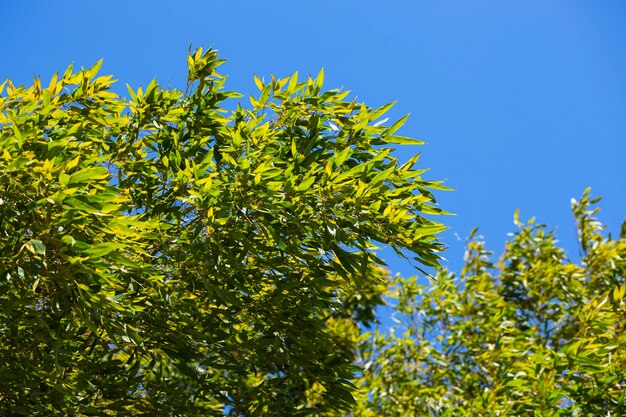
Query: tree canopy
353 190 625 416
0 48 447 415
3 47 622 417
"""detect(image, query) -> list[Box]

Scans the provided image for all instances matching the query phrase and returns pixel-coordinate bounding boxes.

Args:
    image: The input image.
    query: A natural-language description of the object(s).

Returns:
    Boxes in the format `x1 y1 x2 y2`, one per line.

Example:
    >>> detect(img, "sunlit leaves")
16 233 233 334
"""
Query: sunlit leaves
353 193 625 416
0 47 446 415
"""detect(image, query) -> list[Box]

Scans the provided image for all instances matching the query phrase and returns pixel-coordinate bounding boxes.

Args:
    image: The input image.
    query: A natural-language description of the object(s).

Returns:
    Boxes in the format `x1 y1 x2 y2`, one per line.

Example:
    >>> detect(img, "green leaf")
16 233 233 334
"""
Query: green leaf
259 84 271 105
83 242 124 257
296 176 316 192
59 173 70 185
68 166 109 184
27 239 46 256
386 135 425 145
506 379 526 388
370 101 396 121
317 67 325 88
334 147 353 168
253 74 263 91
287 71 298 93
370 166 394 187
61 235 77 246
385 113 409 137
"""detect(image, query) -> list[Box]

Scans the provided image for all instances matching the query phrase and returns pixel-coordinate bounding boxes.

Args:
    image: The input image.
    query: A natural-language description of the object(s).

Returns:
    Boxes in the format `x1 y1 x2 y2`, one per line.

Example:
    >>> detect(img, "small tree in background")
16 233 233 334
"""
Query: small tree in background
0 48 447 415
353 189 625 416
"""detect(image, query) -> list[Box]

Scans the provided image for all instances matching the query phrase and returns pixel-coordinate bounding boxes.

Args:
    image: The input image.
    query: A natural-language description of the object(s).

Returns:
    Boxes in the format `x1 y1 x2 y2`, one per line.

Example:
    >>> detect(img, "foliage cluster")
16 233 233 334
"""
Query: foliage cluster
354 190 625 416
0 48 446 415
1 48 623 416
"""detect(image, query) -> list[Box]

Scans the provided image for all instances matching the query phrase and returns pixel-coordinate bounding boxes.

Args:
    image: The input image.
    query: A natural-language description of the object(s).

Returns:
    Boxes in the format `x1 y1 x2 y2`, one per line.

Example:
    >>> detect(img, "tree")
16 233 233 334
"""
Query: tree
0 48 447 415
353 190 625 416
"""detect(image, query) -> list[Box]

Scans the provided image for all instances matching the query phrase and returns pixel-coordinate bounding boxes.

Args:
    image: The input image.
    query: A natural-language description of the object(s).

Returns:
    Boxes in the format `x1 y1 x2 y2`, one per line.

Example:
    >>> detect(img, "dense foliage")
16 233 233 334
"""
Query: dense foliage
2 47 622 417
354 190 625 416
0 48 447 415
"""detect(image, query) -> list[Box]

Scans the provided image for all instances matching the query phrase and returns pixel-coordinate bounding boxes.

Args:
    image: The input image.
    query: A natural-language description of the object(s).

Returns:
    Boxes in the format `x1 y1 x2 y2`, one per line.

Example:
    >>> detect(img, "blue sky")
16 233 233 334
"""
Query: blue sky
3 1 624 278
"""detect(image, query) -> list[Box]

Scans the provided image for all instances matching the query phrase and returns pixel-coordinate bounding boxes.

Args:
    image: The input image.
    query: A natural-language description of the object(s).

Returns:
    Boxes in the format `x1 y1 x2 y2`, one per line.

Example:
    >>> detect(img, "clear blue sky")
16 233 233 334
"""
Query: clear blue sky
3 1 624 278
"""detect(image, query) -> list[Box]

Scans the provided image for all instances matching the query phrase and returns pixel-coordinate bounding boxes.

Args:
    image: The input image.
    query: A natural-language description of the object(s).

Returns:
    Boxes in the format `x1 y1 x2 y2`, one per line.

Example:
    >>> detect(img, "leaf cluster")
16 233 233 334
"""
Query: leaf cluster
0 48 446 415
354 190 625 416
